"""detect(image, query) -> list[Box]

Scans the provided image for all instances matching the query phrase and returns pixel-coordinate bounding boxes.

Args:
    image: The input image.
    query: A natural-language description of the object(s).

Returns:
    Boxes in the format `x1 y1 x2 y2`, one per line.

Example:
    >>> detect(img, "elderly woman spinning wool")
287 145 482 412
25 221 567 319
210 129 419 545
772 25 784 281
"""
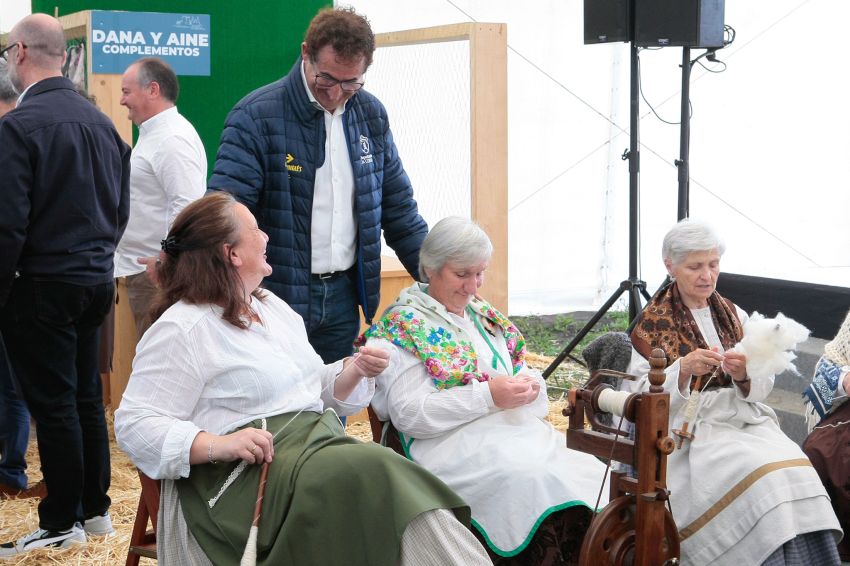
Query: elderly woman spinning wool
622 218 842 566
114 194 493 566
363 217 609 565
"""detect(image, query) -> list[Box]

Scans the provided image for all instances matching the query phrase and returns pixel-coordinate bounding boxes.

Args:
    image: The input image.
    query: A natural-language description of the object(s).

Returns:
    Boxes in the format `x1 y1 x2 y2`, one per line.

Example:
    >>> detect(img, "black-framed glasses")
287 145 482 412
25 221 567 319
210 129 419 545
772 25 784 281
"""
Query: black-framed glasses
0 42 22 62
314 72 365 93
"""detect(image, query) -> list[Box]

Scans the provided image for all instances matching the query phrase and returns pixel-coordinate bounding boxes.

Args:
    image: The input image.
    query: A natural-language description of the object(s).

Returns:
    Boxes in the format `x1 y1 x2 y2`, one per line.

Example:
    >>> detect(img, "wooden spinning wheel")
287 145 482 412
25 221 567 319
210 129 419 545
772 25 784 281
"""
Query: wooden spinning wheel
565 348 680 566
579 496 679 566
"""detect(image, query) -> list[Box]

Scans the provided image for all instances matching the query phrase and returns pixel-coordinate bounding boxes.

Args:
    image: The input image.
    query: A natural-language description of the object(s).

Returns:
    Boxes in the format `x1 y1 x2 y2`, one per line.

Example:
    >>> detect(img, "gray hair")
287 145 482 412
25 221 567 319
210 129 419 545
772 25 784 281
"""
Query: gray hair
134 58 179 103
419 216 493 282
0 61 17 105
662 218 726 265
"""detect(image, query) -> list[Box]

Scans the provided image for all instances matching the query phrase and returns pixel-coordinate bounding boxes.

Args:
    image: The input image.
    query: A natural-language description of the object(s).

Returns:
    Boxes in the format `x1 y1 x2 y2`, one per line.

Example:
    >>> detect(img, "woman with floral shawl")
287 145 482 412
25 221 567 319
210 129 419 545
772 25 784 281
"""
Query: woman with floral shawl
363 217 608 566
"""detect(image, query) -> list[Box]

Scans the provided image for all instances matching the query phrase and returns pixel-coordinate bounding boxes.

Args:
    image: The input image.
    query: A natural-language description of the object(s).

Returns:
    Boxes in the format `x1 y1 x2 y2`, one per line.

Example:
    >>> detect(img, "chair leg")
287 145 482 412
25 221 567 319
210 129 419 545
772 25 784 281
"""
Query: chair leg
126 471 160 564
125 492 149 566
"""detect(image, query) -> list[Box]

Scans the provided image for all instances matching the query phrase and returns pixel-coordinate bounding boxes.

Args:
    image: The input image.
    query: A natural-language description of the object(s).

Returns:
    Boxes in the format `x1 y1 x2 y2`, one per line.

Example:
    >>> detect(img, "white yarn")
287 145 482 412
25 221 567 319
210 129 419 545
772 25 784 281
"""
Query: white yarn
682 389 701 424
208 417 267 508
240 525 259 566
597 389 632 416
730 312 810 379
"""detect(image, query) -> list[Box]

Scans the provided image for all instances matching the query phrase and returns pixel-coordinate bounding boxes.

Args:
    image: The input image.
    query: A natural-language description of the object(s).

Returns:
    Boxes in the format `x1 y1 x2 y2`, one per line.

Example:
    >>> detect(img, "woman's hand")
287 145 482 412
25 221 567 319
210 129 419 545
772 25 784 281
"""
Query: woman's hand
333 346 390 401
721 351 748 382
489 375 539 409
209 428 274 465
679 348 724 378
346 346 390 378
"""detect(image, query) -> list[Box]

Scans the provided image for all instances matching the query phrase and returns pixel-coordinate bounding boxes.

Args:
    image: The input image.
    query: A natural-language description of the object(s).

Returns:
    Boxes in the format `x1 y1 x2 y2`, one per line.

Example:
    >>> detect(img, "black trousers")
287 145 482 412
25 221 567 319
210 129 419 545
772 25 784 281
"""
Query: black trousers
0 278 113 531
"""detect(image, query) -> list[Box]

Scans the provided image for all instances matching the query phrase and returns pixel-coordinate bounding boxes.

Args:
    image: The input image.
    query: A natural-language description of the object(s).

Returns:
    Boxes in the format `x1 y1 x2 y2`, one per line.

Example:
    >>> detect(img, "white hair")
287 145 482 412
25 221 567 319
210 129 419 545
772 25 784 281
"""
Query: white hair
419 216 492 282
662 218 726 265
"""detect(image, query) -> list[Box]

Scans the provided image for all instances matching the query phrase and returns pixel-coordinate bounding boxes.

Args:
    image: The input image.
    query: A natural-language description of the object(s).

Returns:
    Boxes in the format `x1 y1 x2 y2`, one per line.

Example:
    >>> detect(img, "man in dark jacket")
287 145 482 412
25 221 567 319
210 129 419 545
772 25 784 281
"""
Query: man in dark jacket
209 7 428 369
0 14 130 557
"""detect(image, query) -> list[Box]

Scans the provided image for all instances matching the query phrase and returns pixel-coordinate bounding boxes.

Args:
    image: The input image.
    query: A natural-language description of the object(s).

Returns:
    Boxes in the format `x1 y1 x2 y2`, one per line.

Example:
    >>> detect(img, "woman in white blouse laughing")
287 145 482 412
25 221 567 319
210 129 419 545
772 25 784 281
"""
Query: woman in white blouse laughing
114 193 492 566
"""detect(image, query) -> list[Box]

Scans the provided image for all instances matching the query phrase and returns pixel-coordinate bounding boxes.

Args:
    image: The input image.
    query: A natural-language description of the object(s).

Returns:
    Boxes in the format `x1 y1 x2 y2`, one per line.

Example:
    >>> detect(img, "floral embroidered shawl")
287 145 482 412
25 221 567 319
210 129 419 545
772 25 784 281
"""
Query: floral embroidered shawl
360 282 526 389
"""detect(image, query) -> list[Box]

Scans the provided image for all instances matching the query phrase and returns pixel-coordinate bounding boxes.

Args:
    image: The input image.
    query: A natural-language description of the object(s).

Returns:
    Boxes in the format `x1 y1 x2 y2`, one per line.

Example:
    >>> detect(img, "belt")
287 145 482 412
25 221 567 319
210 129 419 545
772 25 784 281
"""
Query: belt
311 268 352 280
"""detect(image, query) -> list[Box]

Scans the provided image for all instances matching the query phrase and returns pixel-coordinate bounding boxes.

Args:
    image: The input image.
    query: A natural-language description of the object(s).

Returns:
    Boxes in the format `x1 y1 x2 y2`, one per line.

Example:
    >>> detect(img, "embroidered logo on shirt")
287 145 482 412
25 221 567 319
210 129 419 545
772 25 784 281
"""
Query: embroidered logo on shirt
359 135 373 164
285 153 302 172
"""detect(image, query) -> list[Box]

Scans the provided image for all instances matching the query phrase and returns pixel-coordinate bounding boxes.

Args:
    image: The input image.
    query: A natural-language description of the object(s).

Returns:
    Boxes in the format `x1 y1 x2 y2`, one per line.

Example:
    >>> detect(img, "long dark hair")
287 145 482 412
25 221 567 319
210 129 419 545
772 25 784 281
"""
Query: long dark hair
149 192 265 329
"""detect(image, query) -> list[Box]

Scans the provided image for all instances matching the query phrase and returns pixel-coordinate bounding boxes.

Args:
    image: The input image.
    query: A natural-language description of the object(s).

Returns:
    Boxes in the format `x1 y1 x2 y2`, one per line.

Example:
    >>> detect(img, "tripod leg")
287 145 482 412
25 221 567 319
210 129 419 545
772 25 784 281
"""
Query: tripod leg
542 283 629 378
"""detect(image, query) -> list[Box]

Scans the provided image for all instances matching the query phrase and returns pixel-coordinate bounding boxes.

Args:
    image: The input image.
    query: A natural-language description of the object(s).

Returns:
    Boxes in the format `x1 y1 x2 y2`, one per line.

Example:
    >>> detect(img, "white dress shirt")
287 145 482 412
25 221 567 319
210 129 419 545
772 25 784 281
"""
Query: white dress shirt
115 106 206 277
114 293 374 480
300 62 357 274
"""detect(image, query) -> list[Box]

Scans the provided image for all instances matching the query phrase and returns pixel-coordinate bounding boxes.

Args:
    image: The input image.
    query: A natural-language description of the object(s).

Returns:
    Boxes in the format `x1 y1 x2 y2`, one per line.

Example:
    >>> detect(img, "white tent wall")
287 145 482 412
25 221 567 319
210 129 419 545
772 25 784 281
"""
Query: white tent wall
4 1 843 315
349 0 850 316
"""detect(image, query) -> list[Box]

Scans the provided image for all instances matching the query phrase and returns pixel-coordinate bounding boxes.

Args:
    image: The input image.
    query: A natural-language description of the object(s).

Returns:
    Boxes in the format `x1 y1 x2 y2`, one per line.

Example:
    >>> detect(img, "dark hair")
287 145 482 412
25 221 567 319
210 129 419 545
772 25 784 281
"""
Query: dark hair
149 192 265 329
304 7 375 70
136 57 179 103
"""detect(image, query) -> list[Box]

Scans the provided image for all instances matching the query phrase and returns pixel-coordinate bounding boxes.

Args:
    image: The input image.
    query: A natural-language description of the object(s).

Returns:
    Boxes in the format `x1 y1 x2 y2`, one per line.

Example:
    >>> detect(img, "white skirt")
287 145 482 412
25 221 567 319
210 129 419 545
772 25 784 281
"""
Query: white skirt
669 388 841 565
408 407 609 555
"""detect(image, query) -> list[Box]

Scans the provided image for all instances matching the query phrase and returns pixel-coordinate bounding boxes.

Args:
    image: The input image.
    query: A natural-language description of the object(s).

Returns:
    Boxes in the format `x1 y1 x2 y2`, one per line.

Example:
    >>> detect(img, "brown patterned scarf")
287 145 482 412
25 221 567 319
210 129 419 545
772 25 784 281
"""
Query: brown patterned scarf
631 281 743 390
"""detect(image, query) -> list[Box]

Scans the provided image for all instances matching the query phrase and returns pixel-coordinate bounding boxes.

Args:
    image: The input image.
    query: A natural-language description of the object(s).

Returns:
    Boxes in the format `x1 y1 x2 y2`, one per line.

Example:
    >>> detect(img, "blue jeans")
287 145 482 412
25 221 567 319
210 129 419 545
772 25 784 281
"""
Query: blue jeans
0 334 29 490
307 271 361 426
0 279 113 531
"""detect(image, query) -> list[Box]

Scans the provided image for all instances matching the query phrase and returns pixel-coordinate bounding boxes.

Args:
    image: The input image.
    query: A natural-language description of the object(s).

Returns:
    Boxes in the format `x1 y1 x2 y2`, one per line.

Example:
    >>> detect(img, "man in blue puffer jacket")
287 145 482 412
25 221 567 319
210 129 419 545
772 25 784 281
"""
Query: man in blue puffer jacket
209 7 427 369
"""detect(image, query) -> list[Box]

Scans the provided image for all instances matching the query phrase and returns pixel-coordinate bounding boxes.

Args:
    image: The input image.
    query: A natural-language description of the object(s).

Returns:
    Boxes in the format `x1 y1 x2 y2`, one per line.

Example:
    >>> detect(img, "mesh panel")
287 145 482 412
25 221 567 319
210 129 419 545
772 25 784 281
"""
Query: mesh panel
366 40 472 249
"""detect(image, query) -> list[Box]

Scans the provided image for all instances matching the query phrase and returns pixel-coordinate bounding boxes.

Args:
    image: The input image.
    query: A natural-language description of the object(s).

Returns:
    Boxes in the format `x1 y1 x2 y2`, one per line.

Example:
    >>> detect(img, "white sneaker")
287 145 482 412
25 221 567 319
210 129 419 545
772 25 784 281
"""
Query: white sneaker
0 522 86 557
83 512 115 536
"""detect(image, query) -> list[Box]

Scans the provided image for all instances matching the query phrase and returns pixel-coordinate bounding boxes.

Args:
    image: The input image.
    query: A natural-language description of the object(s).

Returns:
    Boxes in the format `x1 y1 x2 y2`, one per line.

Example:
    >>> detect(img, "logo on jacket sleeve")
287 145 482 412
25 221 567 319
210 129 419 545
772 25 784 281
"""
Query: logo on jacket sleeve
359 135 373 164
285 153 302 172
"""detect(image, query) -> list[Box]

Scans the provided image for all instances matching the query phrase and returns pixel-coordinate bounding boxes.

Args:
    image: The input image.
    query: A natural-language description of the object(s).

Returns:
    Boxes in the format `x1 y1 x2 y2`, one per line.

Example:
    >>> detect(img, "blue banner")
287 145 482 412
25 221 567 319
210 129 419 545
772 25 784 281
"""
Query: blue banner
91 11 210 76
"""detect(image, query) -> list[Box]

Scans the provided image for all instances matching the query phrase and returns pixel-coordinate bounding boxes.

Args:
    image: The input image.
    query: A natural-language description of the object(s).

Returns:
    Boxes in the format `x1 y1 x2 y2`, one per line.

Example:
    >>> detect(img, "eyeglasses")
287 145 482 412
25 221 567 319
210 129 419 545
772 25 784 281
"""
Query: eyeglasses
0 42 22 62
314 72 365 93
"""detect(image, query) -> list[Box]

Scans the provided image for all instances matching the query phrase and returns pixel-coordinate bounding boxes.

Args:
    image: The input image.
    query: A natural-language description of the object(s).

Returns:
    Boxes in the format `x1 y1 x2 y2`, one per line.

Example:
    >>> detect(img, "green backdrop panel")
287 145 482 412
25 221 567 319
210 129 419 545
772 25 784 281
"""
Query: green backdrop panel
31 0 331 176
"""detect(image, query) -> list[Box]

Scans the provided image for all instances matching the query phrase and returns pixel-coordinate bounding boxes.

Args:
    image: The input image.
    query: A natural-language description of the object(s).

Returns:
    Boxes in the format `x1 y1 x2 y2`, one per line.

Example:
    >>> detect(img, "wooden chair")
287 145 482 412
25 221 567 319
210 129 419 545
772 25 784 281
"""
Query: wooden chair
366 405 406 456
126 470 160 565
366 405 384 443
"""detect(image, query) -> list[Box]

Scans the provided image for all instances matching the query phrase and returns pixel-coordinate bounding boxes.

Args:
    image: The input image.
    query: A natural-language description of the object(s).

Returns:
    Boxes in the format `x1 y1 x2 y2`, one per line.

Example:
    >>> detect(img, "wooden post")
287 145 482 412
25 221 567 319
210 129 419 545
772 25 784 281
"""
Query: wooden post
375 23 508 314
469 23 508 313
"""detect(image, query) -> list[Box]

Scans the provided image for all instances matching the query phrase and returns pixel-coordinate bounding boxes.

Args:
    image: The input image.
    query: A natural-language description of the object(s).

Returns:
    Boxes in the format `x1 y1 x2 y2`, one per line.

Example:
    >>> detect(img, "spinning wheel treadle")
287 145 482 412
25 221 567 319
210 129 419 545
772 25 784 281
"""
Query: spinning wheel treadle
579 496 679 566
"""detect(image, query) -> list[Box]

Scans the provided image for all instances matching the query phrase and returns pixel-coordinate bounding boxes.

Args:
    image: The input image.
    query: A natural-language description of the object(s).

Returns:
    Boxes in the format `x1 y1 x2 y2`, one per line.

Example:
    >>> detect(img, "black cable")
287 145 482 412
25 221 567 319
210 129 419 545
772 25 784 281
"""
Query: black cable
695 59 727 73
637 50 682 125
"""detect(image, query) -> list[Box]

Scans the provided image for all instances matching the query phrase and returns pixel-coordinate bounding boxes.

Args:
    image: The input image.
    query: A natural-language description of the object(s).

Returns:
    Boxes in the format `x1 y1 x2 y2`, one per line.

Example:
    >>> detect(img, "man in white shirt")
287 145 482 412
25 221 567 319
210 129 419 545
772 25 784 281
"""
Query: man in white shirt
116 57 206 336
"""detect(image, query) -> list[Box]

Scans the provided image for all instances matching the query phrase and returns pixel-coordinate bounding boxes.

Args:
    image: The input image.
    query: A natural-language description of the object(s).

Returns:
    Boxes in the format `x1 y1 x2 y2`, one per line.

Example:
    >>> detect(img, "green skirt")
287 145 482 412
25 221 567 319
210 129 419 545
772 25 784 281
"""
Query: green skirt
177 410 470 566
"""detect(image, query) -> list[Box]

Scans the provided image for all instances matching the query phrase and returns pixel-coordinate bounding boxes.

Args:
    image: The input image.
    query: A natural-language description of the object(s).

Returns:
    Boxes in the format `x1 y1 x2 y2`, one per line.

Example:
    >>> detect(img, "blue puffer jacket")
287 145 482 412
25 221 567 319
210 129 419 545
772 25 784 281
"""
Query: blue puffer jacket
209 60 427 323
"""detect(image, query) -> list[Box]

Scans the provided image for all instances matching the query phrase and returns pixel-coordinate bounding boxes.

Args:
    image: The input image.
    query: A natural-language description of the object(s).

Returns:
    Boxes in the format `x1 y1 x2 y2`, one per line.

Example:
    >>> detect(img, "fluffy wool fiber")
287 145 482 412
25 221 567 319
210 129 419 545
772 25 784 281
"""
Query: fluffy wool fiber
731 312 810 379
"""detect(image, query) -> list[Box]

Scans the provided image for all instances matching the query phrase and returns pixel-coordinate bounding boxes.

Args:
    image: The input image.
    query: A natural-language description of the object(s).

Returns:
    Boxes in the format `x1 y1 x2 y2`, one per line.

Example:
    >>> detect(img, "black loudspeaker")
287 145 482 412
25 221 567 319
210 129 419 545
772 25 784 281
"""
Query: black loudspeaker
584 0 631 44
634 0 725 48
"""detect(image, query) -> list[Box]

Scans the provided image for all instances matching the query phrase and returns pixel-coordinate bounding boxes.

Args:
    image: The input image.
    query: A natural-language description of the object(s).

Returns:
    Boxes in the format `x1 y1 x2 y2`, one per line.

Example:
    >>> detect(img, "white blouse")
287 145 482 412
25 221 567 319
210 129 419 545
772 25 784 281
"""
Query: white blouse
368 309 549 439
114 294 374 480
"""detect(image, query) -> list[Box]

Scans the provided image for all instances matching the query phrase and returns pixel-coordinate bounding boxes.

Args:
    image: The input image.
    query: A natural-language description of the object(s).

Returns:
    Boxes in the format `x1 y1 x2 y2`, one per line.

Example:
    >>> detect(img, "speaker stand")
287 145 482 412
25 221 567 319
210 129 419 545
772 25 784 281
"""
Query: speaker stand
675 46 691 221
543 40 651 378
